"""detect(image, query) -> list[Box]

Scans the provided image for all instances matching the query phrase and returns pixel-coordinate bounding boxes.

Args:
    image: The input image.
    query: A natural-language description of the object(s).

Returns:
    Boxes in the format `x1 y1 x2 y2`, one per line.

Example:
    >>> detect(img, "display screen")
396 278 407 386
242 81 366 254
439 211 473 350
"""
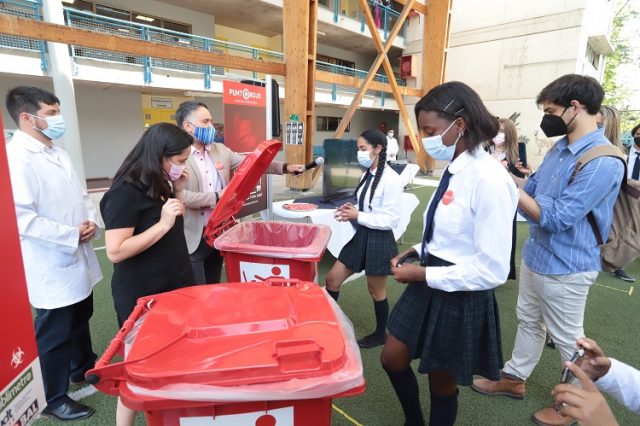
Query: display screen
322 138 362 202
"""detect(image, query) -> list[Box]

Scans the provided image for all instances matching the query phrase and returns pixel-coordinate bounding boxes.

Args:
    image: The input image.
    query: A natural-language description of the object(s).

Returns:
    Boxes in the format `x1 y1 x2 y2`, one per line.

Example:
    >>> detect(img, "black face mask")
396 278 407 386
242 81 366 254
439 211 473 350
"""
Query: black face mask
539 106 576 138
634 136 640 146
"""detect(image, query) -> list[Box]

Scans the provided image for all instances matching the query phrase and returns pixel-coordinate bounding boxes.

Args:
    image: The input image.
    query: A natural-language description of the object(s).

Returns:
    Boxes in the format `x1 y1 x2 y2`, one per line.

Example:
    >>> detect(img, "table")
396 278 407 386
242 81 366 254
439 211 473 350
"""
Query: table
265 192 420 258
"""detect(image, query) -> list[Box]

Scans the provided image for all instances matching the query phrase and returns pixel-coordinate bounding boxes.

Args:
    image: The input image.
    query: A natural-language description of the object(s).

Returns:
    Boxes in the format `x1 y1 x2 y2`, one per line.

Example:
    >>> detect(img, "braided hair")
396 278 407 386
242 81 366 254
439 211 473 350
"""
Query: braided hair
354 129 388 211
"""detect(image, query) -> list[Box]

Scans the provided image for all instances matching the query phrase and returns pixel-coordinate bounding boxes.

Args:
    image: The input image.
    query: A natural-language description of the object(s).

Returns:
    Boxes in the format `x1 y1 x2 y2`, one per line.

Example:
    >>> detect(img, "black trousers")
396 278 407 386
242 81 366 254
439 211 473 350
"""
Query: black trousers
190 236 224 284
34 293 97 409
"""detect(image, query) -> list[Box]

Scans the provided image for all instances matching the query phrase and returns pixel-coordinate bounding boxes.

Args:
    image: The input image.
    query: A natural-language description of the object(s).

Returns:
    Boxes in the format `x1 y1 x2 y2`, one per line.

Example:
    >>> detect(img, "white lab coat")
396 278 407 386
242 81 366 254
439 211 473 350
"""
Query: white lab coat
6 130 102 309
387 135 399 161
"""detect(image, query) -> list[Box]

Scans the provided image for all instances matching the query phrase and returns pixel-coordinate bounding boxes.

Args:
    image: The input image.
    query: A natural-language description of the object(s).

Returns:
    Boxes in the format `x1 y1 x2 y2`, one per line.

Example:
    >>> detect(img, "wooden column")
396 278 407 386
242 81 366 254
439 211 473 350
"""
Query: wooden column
282 0 314 190
422 0 451 92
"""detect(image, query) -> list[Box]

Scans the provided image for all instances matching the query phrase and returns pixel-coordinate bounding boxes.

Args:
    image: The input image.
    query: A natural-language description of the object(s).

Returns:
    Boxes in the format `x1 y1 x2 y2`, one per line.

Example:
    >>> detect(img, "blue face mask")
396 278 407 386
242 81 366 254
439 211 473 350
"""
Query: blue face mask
421 120 459 162
29 113 66 140
357 150 374 168
192 124 216 145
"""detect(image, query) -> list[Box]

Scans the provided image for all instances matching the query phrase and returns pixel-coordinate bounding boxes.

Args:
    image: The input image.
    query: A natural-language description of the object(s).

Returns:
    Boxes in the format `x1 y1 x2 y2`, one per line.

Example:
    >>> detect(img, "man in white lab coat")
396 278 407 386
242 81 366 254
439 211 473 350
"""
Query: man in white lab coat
5 86 101 421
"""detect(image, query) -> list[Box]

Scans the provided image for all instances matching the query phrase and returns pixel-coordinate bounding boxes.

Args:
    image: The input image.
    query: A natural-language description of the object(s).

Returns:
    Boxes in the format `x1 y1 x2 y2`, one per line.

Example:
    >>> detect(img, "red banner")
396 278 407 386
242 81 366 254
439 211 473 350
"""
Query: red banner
223 80 268 217
0 114 46 423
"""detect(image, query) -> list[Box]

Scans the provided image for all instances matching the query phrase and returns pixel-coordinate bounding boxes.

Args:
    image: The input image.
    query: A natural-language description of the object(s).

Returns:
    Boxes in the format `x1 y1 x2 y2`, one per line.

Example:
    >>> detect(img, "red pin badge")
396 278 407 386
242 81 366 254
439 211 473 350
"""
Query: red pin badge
442 190 454 205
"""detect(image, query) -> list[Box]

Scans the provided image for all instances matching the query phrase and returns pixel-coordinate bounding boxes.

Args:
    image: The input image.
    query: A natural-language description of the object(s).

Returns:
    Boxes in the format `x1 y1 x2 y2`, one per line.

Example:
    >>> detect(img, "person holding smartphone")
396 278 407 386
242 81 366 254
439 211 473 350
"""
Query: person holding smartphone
325 129 403 349
552 337 640 424
381 82 518 426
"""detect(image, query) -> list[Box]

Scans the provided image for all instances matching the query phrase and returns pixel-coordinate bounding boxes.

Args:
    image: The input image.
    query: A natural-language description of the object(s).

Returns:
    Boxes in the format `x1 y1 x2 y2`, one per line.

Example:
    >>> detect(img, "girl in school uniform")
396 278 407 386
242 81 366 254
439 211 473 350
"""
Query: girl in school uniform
381 82 519 425
325 129 403 349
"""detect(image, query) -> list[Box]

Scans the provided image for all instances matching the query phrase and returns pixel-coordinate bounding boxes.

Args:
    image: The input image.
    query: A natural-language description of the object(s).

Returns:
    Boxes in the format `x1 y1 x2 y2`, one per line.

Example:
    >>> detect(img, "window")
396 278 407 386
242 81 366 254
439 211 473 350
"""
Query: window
586 44 600 70
317 54 355 70
66 2 192 34
317 116 349 132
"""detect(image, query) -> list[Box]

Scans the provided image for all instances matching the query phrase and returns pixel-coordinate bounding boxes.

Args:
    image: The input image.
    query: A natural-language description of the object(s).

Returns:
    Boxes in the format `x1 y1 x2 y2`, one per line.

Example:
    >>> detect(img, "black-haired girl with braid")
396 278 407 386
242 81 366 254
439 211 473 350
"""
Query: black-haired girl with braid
325 129 403 349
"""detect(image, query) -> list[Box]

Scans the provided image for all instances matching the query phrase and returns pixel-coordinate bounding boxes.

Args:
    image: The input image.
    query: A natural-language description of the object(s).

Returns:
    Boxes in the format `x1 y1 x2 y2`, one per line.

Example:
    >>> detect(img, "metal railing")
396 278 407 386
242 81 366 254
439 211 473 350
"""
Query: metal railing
0 0 47 70
0 1 406 104
322 0 407 44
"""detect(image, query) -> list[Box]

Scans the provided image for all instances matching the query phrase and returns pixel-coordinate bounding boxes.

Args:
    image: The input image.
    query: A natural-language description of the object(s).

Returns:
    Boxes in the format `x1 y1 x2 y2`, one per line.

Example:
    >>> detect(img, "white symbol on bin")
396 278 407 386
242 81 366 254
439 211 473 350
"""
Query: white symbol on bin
179 406 293 425
10 346 25 369
239 262 290 282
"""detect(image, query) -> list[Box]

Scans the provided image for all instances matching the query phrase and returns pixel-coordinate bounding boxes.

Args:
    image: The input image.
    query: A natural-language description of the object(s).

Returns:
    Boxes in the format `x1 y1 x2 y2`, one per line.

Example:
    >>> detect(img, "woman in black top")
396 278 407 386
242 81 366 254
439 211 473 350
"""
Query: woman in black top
99 122 195 426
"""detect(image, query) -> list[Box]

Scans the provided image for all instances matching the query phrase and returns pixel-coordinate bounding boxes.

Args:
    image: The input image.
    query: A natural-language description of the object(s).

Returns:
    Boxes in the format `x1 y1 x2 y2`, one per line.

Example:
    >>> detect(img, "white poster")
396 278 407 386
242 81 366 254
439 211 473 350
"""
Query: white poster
0 359 46 426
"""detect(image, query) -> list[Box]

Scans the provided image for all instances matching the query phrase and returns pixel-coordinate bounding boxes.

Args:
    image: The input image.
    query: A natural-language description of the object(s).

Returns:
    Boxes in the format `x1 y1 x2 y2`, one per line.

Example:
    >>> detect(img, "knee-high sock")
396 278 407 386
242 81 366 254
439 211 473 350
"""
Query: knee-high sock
373 298 389 336
385 366 424 426
326 288 339 302
429 389 458 426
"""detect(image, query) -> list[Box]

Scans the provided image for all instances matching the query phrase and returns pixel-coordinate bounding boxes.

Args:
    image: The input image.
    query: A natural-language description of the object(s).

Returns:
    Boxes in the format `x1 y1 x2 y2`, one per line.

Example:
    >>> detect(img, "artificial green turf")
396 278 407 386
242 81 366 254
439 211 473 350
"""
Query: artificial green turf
34 184 640 425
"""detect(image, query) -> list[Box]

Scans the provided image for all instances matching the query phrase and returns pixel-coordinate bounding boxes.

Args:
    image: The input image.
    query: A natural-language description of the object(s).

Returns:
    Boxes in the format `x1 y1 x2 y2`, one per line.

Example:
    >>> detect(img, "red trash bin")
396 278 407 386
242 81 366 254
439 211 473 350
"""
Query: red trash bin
86 280 365 425
203 140 331 283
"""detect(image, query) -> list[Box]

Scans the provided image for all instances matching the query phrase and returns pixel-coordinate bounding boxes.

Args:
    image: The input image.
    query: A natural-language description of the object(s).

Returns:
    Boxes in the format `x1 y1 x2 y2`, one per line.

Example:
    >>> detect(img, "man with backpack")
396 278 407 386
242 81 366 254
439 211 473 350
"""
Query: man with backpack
471 74 625 426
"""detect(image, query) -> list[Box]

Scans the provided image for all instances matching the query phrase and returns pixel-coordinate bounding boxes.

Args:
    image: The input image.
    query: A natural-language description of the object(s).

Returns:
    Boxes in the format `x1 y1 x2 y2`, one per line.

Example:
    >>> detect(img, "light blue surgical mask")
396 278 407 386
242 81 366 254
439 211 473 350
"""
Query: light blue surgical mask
29 113 66 140
421 120 460 162
357 150 374 168
191 123 216 145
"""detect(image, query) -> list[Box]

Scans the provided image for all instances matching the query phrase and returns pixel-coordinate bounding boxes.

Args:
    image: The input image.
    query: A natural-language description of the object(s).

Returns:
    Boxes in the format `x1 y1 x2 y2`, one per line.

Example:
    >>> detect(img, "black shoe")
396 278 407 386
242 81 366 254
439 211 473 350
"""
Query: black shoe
42 400 95 421
545 335 556 349
357 333 386 349
611 269 635 282
69 376 86 386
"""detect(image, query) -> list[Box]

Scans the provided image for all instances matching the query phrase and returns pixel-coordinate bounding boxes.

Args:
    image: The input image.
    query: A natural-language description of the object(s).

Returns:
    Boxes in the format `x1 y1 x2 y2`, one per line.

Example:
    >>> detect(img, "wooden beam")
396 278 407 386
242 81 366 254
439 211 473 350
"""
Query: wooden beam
283 0 311 189
0 14 286 75
334 0 412 138
422 0 452 93
315 70 422 97
394 0 428 15
359 0 434 172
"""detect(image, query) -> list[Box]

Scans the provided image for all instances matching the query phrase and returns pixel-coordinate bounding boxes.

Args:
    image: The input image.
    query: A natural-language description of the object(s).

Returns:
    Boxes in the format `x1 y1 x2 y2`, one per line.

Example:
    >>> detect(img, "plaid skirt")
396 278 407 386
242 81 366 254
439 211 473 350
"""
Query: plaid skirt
387 255 503 385
338 226 398 276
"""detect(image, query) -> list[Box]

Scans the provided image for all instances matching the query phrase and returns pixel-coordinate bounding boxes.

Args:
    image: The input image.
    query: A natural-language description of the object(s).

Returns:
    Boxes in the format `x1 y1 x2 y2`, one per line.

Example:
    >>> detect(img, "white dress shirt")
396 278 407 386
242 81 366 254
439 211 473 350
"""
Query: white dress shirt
628 145 640 180
356 165 403 230
190 144 223 223
7 130 102 309
413 148 519 292
596 358 640 415
387 135 399 161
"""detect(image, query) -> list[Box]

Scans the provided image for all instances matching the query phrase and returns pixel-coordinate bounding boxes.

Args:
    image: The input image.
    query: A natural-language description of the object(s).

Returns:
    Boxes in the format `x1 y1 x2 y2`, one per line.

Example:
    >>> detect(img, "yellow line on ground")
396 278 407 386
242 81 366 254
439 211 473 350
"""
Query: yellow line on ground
594 283 634 296
332 404 364 426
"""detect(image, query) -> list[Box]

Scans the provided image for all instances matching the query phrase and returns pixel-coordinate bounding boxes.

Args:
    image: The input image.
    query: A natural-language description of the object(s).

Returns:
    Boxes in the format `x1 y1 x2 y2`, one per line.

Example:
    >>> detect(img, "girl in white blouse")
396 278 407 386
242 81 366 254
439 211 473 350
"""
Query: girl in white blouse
381 82 518 425
325 129 403 349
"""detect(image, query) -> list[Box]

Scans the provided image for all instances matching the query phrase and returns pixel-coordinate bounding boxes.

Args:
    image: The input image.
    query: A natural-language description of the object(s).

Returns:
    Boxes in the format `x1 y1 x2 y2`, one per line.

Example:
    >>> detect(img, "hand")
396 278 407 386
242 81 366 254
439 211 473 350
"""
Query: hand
552 362 617 426
77 222 89 243
172 166 190 193
501 159 509 170
287 164 305 174
391 263 425 284
334 203 358 222
159 198 184 229
575 338 612 381
515 159 533 176
79 221 97 243
390 248 417 269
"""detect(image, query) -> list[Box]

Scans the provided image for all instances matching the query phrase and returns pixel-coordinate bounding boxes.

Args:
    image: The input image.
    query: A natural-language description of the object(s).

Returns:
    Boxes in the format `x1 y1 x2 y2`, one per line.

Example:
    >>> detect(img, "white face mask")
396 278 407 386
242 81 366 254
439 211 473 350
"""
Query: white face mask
421 120 459 162
357 150 374 168
29 113 66 140
492 131 505 145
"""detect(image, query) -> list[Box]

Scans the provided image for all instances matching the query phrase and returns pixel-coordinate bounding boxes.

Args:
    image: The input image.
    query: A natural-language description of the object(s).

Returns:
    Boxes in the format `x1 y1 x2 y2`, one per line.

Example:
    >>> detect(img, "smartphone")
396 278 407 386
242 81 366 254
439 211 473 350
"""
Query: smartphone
518 142 528 169
561 348 585 383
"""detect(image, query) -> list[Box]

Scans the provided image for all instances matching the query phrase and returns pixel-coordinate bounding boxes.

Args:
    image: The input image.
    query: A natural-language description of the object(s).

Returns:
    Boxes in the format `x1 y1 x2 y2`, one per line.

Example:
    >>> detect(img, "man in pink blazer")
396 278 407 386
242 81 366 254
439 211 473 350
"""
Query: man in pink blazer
176 101 303 284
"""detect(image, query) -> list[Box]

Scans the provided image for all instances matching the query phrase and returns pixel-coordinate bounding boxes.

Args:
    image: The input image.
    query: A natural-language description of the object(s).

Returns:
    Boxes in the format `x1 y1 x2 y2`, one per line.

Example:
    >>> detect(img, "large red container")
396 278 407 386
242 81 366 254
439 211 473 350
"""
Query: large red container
204 140 331 283
87 280 364 425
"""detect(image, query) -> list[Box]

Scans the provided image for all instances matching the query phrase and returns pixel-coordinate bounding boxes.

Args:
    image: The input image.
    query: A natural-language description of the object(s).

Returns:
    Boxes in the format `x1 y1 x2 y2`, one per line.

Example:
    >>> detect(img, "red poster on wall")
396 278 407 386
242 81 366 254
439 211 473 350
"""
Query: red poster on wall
0 115 46 424
223 81 268 217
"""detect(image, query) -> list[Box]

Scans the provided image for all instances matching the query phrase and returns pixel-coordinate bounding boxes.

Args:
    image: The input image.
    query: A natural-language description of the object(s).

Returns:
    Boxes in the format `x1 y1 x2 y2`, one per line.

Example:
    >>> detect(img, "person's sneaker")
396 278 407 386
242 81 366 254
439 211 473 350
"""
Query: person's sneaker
546 334 556 349
471 373 526 399
532 405 576 426
611 268 635 282
357 333 386 349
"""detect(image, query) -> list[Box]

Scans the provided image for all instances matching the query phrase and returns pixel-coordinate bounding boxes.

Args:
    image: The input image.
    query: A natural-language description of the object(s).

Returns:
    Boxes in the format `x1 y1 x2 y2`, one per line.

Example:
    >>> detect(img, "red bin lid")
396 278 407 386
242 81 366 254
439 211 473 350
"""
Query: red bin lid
123 281 347 388
205 140 282 242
